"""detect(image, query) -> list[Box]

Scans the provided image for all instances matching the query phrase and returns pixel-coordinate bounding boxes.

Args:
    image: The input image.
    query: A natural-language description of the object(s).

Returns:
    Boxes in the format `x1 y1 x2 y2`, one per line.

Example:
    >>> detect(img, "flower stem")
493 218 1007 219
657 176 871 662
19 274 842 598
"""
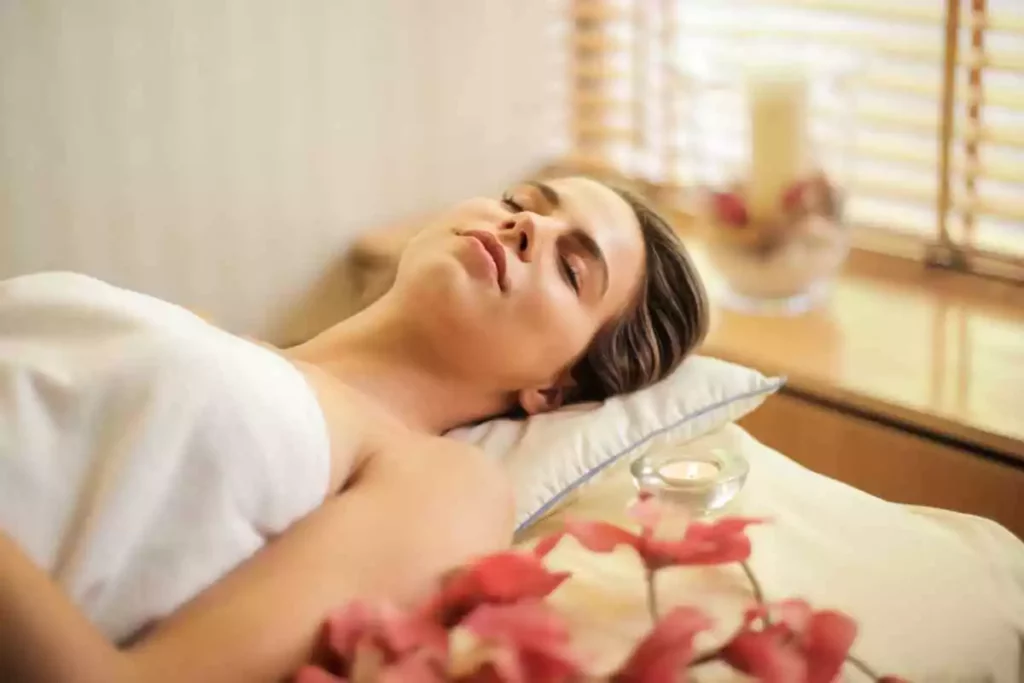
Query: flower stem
645 568 659 625
689 561 770 667
740 561 764 605
688 646 722 667
845 652 881 680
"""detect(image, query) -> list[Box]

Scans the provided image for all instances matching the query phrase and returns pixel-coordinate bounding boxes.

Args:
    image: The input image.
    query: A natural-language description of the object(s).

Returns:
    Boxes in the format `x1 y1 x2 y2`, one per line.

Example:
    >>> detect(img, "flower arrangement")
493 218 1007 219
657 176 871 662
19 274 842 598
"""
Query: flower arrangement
705 172 844 255
294 496 907 683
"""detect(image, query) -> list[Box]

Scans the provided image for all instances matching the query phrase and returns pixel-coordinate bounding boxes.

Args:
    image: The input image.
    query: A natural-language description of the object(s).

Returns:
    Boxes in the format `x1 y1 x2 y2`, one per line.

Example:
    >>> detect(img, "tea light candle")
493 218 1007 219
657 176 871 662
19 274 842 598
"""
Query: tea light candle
746 64 809 223
631 447 749 516
658 460 720 483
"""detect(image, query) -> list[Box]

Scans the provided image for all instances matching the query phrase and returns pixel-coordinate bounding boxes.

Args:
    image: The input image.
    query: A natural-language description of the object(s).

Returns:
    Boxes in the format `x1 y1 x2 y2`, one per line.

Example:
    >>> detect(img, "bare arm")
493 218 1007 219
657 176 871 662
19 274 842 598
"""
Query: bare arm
0 532 133 683
1 441 513 683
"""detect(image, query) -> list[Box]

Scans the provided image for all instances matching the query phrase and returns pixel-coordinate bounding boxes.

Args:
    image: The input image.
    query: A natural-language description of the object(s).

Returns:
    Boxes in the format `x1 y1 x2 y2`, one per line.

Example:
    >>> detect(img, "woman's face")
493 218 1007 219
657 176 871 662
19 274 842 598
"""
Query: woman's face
392 177 646 412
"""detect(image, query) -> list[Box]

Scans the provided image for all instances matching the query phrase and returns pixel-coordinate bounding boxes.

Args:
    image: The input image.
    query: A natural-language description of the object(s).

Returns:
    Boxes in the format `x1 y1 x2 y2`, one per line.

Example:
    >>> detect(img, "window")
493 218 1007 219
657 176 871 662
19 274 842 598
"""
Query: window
565 0 1024 280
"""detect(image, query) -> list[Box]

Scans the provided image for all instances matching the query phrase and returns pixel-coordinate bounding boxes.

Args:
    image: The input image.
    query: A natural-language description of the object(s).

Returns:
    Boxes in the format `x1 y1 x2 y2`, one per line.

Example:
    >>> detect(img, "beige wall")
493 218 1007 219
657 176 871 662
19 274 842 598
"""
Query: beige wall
0 1 565 341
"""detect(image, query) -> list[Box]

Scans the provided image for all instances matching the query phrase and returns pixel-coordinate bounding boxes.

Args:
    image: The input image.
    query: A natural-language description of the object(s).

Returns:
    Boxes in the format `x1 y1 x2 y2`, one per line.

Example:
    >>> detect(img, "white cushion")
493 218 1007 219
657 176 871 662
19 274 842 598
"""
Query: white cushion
448 355 783 531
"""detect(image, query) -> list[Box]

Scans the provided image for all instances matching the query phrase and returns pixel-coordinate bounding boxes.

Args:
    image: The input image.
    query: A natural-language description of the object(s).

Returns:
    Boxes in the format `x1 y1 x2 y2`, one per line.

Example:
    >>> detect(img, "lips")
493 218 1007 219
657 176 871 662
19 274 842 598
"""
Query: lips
463 230 508 292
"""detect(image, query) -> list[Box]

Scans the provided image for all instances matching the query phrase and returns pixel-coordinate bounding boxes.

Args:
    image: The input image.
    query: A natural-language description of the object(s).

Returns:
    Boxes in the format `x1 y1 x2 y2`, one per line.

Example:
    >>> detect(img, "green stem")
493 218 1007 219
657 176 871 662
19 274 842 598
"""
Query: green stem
740 561 764 606
645 568 659 625
845 652 881 680
689 561 767 667
688 646 722 667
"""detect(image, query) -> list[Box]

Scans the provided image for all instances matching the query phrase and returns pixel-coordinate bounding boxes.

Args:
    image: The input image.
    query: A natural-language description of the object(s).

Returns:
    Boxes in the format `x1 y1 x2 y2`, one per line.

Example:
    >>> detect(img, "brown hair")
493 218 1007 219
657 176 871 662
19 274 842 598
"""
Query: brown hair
568 186 710 403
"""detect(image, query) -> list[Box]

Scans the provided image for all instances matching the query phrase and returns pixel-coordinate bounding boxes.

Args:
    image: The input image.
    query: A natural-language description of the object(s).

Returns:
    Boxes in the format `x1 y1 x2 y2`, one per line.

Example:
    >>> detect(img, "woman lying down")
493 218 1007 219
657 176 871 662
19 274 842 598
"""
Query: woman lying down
0 177 709 683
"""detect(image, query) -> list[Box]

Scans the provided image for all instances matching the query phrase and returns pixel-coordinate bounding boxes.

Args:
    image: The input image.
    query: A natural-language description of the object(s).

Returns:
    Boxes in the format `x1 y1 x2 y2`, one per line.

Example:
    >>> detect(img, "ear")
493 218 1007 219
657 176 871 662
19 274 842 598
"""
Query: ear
517 386 564 416
517 372 576 416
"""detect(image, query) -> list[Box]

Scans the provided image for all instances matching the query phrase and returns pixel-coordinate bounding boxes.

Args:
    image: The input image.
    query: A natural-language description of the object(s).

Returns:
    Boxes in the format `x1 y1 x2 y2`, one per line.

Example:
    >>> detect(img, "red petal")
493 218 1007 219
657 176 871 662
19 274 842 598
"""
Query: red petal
626 496 665 533
520 650 582 683
293 665 348 683
324 601 380 658
781 181 807 212
772 599 813 633
378 606 449 662
712 191 750 226
721 630 806 683
468 552 570 601
683 517 763 548
461 668 505 683
802 610 858 683
322 600 447 668
613 607 712 683
425 551 570 624
562 519 643 554
532 532 565 559
463 601 582 683
377 652 446 683
463 601 572 650
651 517 762 567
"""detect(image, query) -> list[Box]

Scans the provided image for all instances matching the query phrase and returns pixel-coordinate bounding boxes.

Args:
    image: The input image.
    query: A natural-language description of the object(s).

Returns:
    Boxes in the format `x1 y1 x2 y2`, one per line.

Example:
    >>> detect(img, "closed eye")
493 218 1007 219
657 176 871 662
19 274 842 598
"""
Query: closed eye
560 254 581 294
501 194 524 213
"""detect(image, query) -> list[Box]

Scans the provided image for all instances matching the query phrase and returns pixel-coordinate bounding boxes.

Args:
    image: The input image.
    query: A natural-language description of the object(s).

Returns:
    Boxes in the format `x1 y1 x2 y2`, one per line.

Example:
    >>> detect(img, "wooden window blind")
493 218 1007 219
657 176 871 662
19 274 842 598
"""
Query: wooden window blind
566 0 1024 281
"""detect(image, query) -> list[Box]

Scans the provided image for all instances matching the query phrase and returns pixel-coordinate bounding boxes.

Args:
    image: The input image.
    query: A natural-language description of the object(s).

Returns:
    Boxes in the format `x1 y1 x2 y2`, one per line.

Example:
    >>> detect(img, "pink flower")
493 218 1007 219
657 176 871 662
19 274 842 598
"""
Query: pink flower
535 508 762 572
611 607 713 683
377 652 448 683
296 650 447 683
720 599 858 683
294 666 347 683
421 551 570 626
451 600 582 683
626 493 664 530
710 191 749 227
334 600 448 661
301 600 448 682
781 179 809 214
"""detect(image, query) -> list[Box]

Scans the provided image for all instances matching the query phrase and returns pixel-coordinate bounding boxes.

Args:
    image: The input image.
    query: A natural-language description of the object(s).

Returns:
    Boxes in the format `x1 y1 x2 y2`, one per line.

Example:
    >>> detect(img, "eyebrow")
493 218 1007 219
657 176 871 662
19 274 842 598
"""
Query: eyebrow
527 181 561 208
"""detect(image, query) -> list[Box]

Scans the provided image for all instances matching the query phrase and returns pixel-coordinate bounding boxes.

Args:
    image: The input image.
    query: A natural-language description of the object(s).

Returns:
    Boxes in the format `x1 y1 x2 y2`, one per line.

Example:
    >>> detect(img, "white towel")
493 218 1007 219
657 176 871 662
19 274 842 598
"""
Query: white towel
0 272 331 643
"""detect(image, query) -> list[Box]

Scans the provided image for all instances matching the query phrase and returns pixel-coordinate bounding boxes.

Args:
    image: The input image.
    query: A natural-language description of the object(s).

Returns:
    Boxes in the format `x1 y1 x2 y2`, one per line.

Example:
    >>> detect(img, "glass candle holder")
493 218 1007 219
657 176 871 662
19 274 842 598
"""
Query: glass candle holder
629 445 749 517
677 51 858 315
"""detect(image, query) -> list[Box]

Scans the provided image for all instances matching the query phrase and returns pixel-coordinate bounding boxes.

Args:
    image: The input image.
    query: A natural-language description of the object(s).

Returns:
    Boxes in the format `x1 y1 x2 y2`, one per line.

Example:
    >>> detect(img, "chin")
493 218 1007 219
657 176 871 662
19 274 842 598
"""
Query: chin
403 260 482 320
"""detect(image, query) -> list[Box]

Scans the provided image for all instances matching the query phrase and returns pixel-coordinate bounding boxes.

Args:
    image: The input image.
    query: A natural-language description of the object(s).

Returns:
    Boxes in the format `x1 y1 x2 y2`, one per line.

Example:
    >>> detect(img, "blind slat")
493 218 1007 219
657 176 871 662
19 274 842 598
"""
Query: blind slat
680 26 944 63
964 86 1024 112
967 122 1024 149
851 177 935 206
972 12 1024 34
964 49 1024 74
956 196 1024 224
758 0 942 24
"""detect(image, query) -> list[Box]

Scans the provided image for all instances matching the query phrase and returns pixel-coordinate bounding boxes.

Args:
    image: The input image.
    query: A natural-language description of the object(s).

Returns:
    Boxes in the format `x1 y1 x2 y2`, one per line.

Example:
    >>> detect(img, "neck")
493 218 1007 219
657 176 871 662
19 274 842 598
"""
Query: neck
284 295 511 434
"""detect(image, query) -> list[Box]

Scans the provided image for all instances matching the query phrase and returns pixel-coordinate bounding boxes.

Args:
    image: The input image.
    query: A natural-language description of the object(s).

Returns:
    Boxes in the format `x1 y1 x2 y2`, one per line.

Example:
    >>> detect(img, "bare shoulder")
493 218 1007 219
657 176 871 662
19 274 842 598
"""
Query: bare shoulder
375 433 501 476
369 433 512 500
361 433 515 534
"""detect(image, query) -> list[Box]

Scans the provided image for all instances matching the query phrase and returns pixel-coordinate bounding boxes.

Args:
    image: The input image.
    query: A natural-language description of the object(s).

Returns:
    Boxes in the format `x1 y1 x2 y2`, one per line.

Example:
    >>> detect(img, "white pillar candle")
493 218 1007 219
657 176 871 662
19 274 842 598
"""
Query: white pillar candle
746 65 809 223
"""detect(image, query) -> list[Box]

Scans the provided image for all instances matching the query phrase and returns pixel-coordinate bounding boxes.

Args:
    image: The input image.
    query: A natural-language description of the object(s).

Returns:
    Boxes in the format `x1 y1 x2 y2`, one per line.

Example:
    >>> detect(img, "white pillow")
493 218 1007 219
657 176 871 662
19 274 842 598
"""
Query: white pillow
448 355 783 531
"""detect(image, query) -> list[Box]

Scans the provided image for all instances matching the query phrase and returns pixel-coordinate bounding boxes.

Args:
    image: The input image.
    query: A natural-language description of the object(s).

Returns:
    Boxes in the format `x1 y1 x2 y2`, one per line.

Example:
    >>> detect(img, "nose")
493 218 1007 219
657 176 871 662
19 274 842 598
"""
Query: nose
500 212 555 263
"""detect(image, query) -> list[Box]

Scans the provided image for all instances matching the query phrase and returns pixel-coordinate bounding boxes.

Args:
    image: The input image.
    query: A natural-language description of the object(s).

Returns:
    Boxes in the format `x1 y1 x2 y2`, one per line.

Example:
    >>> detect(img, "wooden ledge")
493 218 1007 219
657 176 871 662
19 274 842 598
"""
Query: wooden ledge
694 246 1024 464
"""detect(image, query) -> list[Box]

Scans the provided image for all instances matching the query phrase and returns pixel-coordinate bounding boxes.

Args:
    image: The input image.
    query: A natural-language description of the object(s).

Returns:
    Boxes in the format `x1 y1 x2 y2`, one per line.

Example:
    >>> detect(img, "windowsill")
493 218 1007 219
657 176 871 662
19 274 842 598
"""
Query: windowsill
689 245 1024 464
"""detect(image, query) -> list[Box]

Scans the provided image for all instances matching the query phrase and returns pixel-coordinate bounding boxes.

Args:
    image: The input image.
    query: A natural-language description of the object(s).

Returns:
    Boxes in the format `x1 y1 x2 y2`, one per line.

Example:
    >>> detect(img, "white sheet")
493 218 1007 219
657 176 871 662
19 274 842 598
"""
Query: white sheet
519 424 1024 681
0 272 331 643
